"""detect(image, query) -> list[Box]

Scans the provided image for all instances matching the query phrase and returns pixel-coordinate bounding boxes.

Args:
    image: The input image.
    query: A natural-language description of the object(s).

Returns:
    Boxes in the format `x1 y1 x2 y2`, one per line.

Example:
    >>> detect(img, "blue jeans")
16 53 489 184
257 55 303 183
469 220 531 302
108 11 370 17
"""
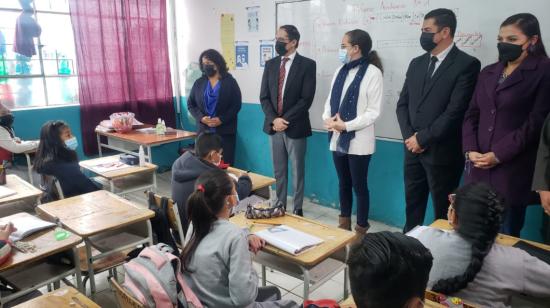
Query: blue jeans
332 152 372 228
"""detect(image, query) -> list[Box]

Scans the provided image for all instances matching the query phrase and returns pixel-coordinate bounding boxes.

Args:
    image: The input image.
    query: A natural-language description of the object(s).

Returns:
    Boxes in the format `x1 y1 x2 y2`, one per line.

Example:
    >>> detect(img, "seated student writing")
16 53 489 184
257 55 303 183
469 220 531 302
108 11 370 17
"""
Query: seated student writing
181 169 297 308
0 104 38 160
33 121 99 198
348 231 433 308
410 182 550 307
171 132 251 232
0 223 16 266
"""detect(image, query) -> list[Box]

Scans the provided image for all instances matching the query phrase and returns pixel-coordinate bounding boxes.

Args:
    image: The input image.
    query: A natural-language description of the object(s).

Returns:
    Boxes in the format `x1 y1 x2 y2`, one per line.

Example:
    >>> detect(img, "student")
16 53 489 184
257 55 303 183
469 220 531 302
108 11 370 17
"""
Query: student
0 223 16 266
396 9 481 233
187 49 242 165
410 182 550 307
33 121 99 198
181 169 297 308
0 104 38 160
348 231 433 308
171 132 251 232
322 29 383 235
259 25 316 216
533 114 550 215
462 13 550 236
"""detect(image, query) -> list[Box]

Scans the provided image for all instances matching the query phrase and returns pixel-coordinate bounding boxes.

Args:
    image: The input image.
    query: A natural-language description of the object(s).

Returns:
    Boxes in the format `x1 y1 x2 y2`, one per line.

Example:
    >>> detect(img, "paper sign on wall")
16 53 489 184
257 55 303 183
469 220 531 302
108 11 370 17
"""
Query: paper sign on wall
247 6 260 32
235 41 249 70
259 40 274 67
221 14 236 70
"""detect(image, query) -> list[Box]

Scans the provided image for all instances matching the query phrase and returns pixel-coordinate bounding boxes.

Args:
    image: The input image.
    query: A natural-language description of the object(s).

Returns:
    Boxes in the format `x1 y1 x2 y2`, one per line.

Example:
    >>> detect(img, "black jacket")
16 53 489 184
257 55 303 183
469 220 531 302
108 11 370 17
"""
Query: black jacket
187 73 242 135
396 46 481 165
39 160 99 198
533 114 550 191
171 152 252 230
260 53 316 138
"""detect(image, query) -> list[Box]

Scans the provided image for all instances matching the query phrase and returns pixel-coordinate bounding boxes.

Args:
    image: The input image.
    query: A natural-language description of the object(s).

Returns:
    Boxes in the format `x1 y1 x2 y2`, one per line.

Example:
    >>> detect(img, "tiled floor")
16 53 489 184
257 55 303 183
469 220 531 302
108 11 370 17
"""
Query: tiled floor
3 167 399 307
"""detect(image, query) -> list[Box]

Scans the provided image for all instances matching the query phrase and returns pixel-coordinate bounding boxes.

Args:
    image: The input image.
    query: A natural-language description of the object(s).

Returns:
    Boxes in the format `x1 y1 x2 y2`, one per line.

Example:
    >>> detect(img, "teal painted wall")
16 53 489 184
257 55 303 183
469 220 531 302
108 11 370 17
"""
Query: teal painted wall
13 101 547 242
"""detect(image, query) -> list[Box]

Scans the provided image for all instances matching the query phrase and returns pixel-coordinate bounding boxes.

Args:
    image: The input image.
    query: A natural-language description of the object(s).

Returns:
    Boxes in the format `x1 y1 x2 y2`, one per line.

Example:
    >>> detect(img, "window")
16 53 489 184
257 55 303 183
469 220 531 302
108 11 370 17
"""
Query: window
0 0 78 109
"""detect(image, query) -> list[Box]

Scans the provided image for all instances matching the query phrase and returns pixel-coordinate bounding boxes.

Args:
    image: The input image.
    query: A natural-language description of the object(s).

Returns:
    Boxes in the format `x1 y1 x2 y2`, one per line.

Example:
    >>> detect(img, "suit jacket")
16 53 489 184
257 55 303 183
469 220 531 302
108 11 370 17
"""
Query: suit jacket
533 114 550 191
187 73 242 135
260 53 316 138
396 46 481 165
463 55 550 207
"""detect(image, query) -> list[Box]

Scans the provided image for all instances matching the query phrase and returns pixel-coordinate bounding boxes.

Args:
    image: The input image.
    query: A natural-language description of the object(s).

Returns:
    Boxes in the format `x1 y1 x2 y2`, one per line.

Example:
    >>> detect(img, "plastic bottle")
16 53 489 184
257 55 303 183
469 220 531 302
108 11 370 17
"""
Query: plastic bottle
155 118 162 135
161 120 166 134
138 145 145 167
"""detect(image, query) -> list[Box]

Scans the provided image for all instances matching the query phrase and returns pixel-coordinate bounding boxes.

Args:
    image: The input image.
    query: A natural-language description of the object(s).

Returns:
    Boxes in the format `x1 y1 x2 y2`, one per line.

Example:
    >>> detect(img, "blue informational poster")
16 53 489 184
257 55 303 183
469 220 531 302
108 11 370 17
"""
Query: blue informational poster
259 40 274 68
235 41 249 70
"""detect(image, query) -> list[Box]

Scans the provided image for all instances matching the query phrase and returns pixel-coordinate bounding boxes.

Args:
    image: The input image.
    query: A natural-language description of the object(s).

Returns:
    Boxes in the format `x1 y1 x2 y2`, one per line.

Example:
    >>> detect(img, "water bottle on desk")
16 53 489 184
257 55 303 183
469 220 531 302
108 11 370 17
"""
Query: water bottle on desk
155 118 164 135
138 145 145 167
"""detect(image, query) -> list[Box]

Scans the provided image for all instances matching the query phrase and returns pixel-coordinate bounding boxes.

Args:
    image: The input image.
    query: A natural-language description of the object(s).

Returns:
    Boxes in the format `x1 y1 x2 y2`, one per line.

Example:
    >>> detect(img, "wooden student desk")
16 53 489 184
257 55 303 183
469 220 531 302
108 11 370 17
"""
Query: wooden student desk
230 213 357 300
96 127 196 163
430 219 550 251
227 167 275 199
79 155 158 195
0 213 82 306
13 286 99 308
0 175 42 207
36 190 155 296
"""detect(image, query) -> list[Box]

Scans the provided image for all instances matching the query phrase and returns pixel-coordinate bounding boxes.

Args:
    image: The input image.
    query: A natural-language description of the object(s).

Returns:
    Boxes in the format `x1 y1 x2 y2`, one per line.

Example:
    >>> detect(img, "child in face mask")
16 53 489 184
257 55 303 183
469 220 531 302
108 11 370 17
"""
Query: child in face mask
33 120 99 198
171 132 252 235
0 103 39 161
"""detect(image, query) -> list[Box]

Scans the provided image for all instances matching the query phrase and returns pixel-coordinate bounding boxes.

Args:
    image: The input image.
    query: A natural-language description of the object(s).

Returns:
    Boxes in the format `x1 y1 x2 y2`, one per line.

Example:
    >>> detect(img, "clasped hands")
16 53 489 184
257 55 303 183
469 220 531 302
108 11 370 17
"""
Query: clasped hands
324 113 346 133
201 116 222 128
405 133 424 154
468 151 499 169
272 117 289 132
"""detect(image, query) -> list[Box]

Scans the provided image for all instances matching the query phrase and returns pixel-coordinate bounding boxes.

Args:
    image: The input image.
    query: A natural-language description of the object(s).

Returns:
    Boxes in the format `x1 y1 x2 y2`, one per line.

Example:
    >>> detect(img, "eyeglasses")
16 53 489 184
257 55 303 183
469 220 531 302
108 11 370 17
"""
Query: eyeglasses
275 38 290 43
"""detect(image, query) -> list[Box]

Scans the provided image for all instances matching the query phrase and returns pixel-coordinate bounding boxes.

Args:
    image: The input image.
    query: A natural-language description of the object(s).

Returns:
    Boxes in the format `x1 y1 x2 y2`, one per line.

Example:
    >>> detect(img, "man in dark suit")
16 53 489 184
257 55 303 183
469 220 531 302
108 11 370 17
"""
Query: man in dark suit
260 25 316 216
396 9 481 232
534 114 550 215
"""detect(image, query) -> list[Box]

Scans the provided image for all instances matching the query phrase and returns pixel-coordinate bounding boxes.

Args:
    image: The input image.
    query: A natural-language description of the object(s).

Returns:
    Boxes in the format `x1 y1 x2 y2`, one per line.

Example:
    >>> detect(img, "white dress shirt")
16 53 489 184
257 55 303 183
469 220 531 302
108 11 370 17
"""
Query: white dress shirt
430 42 454 76
322 64 383 155
0 127 38 153
280 51 296 100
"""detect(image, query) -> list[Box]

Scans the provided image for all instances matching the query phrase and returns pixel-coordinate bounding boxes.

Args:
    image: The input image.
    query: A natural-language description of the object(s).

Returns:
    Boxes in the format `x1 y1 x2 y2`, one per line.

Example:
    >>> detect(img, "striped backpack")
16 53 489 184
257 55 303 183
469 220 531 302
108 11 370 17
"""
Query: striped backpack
123 243 202 308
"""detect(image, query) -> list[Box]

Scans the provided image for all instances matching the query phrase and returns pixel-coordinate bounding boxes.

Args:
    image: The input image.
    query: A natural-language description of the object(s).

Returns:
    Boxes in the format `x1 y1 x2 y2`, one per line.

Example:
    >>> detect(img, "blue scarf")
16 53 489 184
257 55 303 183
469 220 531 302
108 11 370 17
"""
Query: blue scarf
203 80 221 132
329 57 369 155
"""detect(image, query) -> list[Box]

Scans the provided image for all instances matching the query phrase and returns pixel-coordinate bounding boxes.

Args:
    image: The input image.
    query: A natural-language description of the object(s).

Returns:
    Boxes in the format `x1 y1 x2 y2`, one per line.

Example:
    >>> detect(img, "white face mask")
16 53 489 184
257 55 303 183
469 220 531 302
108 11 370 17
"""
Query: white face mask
229 194 240 215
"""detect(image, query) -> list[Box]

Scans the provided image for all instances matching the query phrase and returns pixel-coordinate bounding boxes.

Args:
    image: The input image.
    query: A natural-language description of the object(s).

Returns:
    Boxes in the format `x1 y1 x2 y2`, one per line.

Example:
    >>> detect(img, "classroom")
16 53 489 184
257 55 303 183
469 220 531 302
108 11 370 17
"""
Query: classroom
0 0 549 307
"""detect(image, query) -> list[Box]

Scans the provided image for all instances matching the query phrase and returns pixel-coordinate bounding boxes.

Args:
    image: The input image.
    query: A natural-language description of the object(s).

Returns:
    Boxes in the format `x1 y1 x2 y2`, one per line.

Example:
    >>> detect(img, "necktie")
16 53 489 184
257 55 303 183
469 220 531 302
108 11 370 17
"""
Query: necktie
277 57 290 116
423 56 439 93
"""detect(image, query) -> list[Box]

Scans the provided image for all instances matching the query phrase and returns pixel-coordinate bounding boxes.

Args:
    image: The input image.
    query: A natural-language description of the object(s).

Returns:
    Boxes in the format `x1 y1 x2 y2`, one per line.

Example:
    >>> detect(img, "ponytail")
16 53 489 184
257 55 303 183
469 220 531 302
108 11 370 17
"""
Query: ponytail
367 50 383 73
181 169 234 272
431 182 504 294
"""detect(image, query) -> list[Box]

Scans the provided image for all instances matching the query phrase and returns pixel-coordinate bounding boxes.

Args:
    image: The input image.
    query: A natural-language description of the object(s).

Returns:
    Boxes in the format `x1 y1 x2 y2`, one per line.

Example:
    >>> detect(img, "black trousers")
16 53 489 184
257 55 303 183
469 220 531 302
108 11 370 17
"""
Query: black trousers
403 150 463 233
220 133 237 166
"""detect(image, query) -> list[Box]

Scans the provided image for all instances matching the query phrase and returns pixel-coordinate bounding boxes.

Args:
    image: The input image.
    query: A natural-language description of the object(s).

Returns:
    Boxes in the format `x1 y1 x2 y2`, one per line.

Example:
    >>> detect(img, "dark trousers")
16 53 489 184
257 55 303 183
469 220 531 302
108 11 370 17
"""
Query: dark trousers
501 206 527 237
403 151 463 233
333 152 372 228
220 133 236 166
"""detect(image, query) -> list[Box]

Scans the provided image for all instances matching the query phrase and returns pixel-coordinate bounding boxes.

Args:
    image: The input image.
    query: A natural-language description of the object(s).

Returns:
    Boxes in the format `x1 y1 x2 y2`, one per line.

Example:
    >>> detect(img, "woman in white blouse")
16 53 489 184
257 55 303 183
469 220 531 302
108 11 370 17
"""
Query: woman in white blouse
0 104 38 161
322 29 383 235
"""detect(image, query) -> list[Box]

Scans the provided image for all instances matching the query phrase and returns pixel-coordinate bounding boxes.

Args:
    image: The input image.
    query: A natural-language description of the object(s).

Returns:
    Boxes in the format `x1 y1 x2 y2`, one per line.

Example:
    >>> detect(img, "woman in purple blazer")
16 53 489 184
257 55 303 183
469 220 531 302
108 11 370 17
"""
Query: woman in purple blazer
462 13 550 236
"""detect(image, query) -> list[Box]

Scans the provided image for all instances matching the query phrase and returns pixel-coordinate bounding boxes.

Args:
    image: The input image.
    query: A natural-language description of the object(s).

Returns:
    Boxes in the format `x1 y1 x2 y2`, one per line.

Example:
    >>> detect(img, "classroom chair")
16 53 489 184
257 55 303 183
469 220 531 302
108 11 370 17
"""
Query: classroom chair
39 174 64 201
110 277 144 308
145 191 186 250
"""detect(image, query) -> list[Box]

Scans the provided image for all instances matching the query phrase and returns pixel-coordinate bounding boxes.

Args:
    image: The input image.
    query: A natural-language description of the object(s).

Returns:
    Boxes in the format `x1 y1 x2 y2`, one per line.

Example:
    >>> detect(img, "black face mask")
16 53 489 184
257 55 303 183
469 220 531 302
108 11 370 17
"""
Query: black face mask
420 32 437 52
497 42 525 63
203 64 217 77
275 41 288 56
0 114 14 128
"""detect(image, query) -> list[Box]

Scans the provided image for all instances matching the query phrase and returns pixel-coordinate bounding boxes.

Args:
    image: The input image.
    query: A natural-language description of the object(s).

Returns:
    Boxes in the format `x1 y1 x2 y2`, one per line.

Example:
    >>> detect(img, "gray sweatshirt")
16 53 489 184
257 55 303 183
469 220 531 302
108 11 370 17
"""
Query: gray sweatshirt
413 227 550 308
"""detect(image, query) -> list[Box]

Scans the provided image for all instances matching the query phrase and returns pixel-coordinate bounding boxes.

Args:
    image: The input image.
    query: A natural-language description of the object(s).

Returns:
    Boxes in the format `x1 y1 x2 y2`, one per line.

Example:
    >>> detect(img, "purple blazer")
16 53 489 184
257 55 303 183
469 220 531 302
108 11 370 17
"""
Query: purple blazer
462 55 550 207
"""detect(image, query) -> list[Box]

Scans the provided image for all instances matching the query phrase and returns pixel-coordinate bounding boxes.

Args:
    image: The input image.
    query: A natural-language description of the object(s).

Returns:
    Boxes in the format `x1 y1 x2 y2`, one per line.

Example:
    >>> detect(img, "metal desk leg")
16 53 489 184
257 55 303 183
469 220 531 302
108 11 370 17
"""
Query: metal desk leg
146 220 154 245
85 239 97 297
301 266 311 301
72 246 83 292
110 180 115 193
152 173 157 193
147 146 153 163
343 244 350 298
261 265 267 286
97 134 103 157
25 153 33 185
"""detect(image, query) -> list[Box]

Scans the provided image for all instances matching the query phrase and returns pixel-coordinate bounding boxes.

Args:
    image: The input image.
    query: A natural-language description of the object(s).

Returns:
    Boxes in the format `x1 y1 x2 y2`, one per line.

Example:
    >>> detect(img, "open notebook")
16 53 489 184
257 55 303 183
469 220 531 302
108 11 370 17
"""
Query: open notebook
255 225 324 255
9 215 56 242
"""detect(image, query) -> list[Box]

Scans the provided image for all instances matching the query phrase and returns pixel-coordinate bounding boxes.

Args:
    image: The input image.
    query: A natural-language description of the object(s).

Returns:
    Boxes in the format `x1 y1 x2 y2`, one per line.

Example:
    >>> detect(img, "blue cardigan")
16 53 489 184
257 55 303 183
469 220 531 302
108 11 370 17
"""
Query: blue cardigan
187 73 242 135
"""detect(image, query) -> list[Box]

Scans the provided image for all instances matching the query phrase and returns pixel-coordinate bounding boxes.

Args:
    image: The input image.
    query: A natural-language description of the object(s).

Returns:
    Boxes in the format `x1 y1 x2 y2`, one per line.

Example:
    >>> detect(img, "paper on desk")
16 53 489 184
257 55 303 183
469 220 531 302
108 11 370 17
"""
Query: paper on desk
91 161 132 173
0 186 16 199
9 215 56 242
255 225 324 255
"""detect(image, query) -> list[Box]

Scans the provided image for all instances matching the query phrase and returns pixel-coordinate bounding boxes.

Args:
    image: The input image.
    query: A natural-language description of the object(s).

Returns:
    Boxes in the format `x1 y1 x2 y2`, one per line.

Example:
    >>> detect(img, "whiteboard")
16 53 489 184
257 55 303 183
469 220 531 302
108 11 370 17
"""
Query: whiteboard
276 0 550 139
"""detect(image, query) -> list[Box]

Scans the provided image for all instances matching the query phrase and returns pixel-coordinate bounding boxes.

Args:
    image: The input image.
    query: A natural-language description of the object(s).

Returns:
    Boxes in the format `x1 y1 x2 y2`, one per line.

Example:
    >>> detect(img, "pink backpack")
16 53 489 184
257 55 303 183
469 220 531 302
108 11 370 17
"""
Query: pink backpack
123 243 202 308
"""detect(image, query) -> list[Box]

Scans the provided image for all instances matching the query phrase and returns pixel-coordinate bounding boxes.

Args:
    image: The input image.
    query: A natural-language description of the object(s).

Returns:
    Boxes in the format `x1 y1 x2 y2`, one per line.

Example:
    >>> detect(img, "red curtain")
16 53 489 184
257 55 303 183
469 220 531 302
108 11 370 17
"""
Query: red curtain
69 0 175 155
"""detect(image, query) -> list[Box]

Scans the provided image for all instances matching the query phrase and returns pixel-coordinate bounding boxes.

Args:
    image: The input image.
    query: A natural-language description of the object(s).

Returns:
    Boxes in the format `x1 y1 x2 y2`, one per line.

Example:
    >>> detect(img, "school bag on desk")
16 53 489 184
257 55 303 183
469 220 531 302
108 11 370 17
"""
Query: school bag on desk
302 299 340 308
123 243 203 308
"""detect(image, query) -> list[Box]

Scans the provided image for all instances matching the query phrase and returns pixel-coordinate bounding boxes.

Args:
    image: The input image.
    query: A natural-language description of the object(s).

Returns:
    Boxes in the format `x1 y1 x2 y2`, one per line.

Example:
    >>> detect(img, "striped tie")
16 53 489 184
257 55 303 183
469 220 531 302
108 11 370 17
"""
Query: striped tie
277 57 290 115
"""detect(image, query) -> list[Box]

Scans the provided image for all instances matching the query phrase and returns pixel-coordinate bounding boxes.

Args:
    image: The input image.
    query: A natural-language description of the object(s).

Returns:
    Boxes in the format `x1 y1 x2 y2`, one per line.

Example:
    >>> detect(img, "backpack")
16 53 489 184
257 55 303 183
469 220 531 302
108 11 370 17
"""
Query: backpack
123 243 203 308
148 192 179 252
302 299 340 308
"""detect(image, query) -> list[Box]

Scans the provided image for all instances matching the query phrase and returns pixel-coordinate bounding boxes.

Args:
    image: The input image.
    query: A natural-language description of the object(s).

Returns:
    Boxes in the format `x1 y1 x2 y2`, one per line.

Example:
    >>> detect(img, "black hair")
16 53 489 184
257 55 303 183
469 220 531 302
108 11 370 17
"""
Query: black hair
194 132 222 158
345 29 383 73
198 49 228 77
33 120 77 172
279 25 300 48
425 8 457 37
431 182 504 294
348 231 433 308
501 13 547 57
181 169 234 272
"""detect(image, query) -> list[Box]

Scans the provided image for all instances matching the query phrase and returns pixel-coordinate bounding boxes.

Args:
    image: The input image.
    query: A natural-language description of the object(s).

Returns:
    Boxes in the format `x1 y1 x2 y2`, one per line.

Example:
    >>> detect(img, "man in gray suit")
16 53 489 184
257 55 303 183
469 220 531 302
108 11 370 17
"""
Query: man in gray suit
533 114 550 215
